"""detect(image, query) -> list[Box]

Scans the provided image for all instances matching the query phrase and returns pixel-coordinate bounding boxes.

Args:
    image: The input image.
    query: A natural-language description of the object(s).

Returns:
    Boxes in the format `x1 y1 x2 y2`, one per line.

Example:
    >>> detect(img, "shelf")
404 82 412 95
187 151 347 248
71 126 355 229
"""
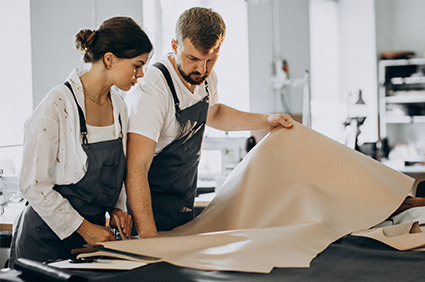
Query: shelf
380 57 425 67
413 116 425 123
385 116 412 123
391 76 425 85
382 160 425 174
386 91 425 103
399 166 425 174
385 115 425 124
379 58 425 142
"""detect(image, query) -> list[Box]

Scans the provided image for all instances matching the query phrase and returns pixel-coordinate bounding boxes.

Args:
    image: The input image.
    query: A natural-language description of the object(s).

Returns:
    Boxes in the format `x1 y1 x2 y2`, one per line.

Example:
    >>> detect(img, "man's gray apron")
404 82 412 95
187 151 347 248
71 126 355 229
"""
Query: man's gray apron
141 62 209 232
9 82 126 267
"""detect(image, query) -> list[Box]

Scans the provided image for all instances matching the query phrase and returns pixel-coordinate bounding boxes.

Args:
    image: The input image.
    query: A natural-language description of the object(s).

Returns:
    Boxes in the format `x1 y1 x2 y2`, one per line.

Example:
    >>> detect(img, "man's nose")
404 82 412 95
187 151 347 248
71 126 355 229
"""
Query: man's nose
196 60 207 75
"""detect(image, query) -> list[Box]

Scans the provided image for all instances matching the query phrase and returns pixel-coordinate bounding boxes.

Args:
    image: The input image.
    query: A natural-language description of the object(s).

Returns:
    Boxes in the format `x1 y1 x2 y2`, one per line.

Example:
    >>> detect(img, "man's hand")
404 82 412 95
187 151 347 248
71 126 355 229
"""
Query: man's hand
76 219 116 245
267 114 294 131
109 209 133 239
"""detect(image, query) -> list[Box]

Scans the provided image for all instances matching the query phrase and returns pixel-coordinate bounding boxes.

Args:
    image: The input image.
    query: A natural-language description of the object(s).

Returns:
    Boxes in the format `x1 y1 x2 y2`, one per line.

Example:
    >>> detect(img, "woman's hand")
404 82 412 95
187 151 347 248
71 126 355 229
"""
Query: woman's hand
76 219 116 245
109 209 133 239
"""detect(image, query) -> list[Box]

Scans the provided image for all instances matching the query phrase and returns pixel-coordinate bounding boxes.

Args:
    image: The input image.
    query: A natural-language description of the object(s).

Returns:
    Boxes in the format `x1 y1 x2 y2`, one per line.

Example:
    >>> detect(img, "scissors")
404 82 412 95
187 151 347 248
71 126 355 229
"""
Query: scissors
113 214 128 240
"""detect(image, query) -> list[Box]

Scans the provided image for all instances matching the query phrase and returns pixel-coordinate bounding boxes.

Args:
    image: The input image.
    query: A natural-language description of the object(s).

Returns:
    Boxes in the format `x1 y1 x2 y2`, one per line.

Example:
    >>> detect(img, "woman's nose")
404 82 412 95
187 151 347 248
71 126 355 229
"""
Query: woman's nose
135 67 144 78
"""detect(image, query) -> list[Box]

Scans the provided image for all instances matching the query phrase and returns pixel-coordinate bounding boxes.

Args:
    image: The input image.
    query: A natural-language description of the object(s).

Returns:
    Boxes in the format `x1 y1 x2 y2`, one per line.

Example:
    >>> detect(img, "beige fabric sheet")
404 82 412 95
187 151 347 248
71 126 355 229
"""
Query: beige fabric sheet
98 122 414 273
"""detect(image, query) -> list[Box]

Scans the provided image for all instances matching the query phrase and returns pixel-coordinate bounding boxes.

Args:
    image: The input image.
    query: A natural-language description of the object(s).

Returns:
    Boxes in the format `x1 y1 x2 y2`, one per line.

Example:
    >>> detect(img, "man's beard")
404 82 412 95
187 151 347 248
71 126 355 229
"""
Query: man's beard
177 63 208 85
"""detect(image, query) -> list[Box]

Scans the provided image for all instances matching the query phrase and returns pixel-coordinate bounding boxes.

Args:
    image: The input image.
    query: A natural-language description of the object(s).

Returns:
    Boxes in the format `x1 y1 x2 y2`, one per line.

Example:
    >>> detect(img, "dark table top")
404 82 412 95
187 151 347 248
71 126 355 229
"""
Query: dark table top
1 235 424 282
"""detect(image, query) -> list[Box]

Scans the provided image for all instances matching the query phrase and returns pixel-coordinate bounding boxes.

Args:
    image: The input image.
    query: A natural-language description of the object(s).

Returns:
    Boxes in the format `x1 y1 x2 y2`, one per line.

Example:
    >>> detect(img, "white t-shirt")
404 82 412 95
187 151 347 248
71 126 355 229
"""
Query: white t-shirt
87 124 116 143
126 54 219 155
18 68 128 240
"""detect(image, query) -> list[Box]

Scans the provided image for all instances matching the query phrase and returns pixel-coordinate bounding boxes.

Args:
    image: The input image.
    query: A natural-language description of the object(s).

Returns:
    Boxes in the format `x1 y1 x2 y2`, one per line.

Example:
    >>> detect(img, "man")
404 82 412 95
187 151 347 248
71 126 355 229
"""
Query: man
125 7 294 238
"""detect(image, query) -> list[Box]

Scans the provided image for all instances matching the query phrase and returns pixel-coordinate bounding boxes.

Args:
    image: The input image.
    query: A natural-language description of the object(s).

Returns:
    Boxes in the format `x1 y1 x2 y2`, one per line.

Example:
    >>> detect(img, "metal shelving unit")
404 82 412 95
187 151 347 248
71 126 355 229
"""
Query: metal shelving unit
378 58 425 173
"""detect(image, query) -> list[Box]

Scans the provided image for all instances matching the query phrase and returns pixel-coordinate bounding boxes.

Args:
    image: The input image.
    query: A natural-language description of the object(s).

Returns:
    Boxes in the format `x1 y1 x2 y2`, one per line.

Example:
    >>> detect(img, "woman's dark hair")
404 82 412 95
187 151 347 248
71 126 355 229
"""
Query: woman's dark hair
75 16 153 63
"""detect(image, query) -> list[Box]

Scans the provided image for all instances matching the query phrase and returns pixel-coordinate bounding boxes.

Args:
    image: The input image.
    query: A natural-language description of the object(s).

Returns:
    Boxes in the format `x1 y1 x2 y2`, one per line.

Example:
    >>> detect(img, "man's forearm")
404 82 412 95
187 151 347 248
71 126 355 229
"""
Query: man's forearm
125 169 158 238
207 104 269 131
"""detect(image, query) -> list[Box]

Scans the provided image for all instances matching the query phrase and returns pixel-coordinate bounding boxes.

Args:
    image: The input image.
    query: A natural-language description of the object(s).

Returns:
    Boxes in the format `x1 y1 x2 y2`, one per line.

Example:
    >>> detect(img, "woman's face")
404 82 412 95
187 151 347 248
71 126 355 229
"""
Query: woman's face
111 53 150 91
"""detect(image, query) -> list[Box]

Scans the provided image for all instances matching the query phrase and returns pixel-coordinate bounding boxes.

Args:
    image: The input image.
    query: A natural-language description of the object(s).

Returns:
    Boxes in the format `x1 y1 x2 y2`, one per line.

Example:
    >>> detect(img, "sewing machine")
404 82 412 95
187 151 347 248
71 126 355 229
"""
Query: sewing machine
197 136 247 193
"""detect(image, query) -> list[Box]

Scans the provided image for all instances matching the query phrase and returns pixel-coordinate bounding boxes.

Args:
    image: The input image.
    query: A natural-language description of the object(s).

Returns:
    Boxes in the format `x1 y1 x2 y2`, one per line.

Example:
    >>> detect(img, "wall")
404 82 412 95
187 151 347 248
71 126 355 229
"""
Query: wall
376 0 425 58
30 0 144 108
247 0 310 116
246 0 378 143
0 0 33 172
0 0 33 147
309 0 342 140
339 0 378 143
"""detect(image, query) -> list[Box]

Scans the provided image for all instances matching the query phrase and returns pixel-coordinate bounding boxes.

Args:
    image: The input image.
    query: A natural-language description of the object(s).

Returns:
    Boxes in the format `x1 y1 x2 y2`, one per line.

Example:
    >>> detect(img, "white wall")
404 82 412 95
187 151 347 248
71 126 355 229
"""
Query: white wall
30 0 144 108
339 0 378 143
0 0 33 170
247 0 310 116
309 0 342 140
0 0 33 146
376 0 425 58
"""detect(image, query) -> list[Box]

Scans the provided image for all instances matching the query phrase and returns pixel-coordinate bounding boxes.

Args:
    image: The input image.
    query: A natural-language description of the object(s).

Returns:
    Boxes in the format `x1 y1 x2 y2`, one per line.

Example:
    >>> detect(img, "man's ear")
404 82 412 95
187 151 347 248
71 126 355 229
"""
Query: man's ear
171 39 178 55
103 52 116 69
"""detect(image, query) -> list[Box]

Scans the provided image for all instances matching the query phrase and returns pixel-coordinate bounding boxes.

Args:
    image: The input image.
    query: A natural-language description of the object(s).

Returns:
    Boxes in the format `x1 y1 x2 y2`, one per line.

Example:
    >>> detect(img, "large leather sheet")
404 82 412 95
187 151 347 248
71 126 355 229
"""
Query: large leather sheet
98 122 414 273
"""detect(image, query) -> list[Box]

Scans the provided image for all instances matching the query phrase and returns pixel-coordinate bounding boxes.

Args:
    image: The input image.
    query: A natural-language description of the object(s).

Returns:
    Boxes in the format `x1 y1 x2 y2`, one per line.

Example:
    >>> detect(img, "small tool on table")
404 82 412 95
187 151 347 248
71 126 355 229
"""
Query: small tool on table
112 214 128 240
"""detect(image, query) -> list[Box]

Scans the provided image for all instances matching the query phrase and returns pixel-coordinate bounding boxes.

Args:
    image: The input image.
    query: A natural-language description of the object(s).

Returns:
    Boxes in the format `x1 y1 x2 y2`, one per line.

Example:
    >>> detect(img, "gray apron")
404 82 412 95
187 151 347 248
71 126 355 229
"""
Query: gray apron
9 82 126 267
131 62 209 232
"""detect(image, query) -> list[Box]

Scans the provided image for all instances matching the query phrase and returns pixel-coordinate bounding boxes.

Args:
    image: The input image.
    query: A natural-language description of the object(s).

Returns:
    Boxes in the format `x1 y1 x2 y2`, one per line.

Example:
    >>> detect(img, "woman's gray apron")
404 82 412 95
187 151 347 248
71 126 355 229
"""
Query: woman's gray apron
145 62 209 231
9 82 126 267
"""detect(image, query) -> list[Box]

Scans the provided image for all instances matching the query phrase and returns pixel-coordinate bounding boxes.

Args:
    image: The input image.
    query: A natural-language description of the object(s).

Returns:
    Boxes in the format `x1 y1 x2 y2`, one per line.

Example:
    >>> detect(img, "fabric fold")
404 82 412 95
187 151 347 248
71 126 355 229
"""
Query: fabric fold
97 123 414 273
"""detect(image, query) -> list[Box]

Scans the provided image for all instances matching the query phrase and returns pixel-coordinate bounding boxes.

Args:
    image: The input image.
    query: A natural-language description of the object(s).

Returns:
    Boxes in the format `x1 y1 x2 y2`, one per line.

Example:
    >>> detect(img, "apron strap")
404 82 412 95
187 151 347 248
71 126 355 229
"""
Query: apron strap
118 114 123 138
64 81 88 148
204 80 210 103
153 62 183 117
64 81 124 144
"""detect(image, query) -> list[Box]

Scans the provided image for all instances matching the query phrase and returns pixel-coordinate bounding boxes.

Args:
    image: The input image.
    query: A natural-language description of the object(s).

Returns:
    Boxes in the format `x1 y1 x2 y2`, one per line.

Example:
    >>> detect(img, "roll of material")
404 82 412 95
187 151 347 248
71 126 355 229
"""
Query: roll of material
14 258 86 282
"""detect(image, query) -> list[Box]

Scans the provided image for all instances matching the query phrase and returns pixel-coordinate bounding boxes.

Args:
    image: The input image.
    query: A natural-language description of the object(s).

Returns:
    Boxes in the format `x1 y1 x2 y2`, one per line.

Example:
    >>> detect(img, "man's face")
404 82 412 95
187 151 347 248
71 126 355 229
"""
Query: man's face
173 38 221 85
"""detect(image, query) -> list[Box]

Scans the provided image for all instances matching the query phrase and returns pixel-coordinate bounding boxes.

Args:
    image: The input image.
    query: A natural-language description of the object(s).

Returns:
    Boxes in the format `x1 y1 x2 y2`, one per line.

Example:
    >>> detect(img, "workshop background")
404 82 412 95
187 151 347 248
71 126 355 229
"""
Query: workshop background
2 0 425 268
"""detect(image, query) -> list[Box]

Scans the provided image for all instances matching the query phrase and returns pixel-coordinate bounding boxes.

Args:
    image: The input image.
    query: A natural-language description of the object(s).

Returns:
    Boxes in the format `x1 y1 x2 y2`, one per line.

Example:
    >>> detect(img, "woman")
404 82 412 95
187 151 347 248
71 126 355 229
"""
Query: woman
9 16 153 267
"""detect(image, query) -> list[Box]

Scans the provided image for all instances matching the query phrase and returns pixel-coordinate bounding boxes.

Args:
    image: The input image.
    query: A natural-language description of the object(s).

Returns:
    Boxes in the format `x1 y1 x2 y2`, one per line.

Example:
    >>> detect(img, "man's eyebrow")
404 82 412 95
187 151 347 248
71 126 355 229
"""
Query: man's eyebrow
186 54 199 60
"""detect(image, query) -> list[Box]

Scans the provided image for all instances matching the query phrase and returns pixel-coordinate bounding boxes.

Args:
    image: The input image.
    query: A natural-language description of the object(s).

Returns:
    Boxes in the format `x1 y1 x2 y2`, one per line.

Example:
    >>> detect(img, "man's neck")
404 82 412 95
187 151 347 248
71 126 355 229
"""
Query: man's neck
168 54 196 93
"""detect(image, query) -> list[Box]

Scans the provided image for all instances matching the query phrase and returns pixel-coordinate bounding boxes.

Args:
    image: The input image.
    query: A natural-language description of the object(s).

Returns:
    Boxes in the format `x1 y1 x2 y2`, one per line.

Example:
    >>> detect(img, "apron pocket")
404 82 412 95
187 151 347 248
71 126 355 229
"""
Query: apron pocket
94 164 122 207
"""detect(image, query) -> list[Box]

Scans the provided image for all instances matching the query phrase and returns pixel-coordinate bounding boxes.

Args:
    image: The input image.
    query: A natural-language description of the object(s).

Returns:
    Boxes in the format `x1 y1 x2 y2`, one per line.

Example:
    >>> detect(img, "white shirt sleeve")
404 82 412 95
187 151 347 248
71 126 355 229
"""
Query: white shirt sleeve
126 70 171 143
208 71 219 107
19 93 84 240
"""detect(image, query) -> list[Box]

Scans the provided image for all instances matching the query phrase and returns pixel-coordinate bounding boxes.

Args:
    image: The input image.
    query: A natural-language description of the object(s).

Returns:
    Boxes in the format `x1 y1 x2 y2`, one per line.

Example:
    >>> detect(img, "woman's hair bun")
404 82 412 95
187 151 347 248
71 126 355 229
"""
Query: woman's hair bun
74 17 153 64
75 29 96 52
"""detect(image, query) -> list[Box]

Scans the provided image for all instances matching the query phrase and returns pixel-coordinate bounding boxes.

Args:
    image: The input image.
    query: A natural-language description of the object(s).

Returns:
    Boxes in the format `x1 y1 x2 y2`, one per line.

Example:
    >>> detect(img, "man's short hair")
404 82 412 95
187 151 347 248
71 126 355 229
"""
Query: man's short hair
176 7 226 53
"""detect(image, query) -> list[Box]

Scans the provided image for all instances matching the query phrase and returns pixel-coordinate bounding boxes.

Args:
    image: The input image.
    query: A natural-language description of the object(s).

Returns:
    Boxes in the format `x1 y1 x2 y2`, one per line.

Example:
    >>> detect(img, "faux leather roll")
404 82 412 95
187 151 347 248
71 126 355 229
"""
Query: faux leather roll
14 258 86 282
